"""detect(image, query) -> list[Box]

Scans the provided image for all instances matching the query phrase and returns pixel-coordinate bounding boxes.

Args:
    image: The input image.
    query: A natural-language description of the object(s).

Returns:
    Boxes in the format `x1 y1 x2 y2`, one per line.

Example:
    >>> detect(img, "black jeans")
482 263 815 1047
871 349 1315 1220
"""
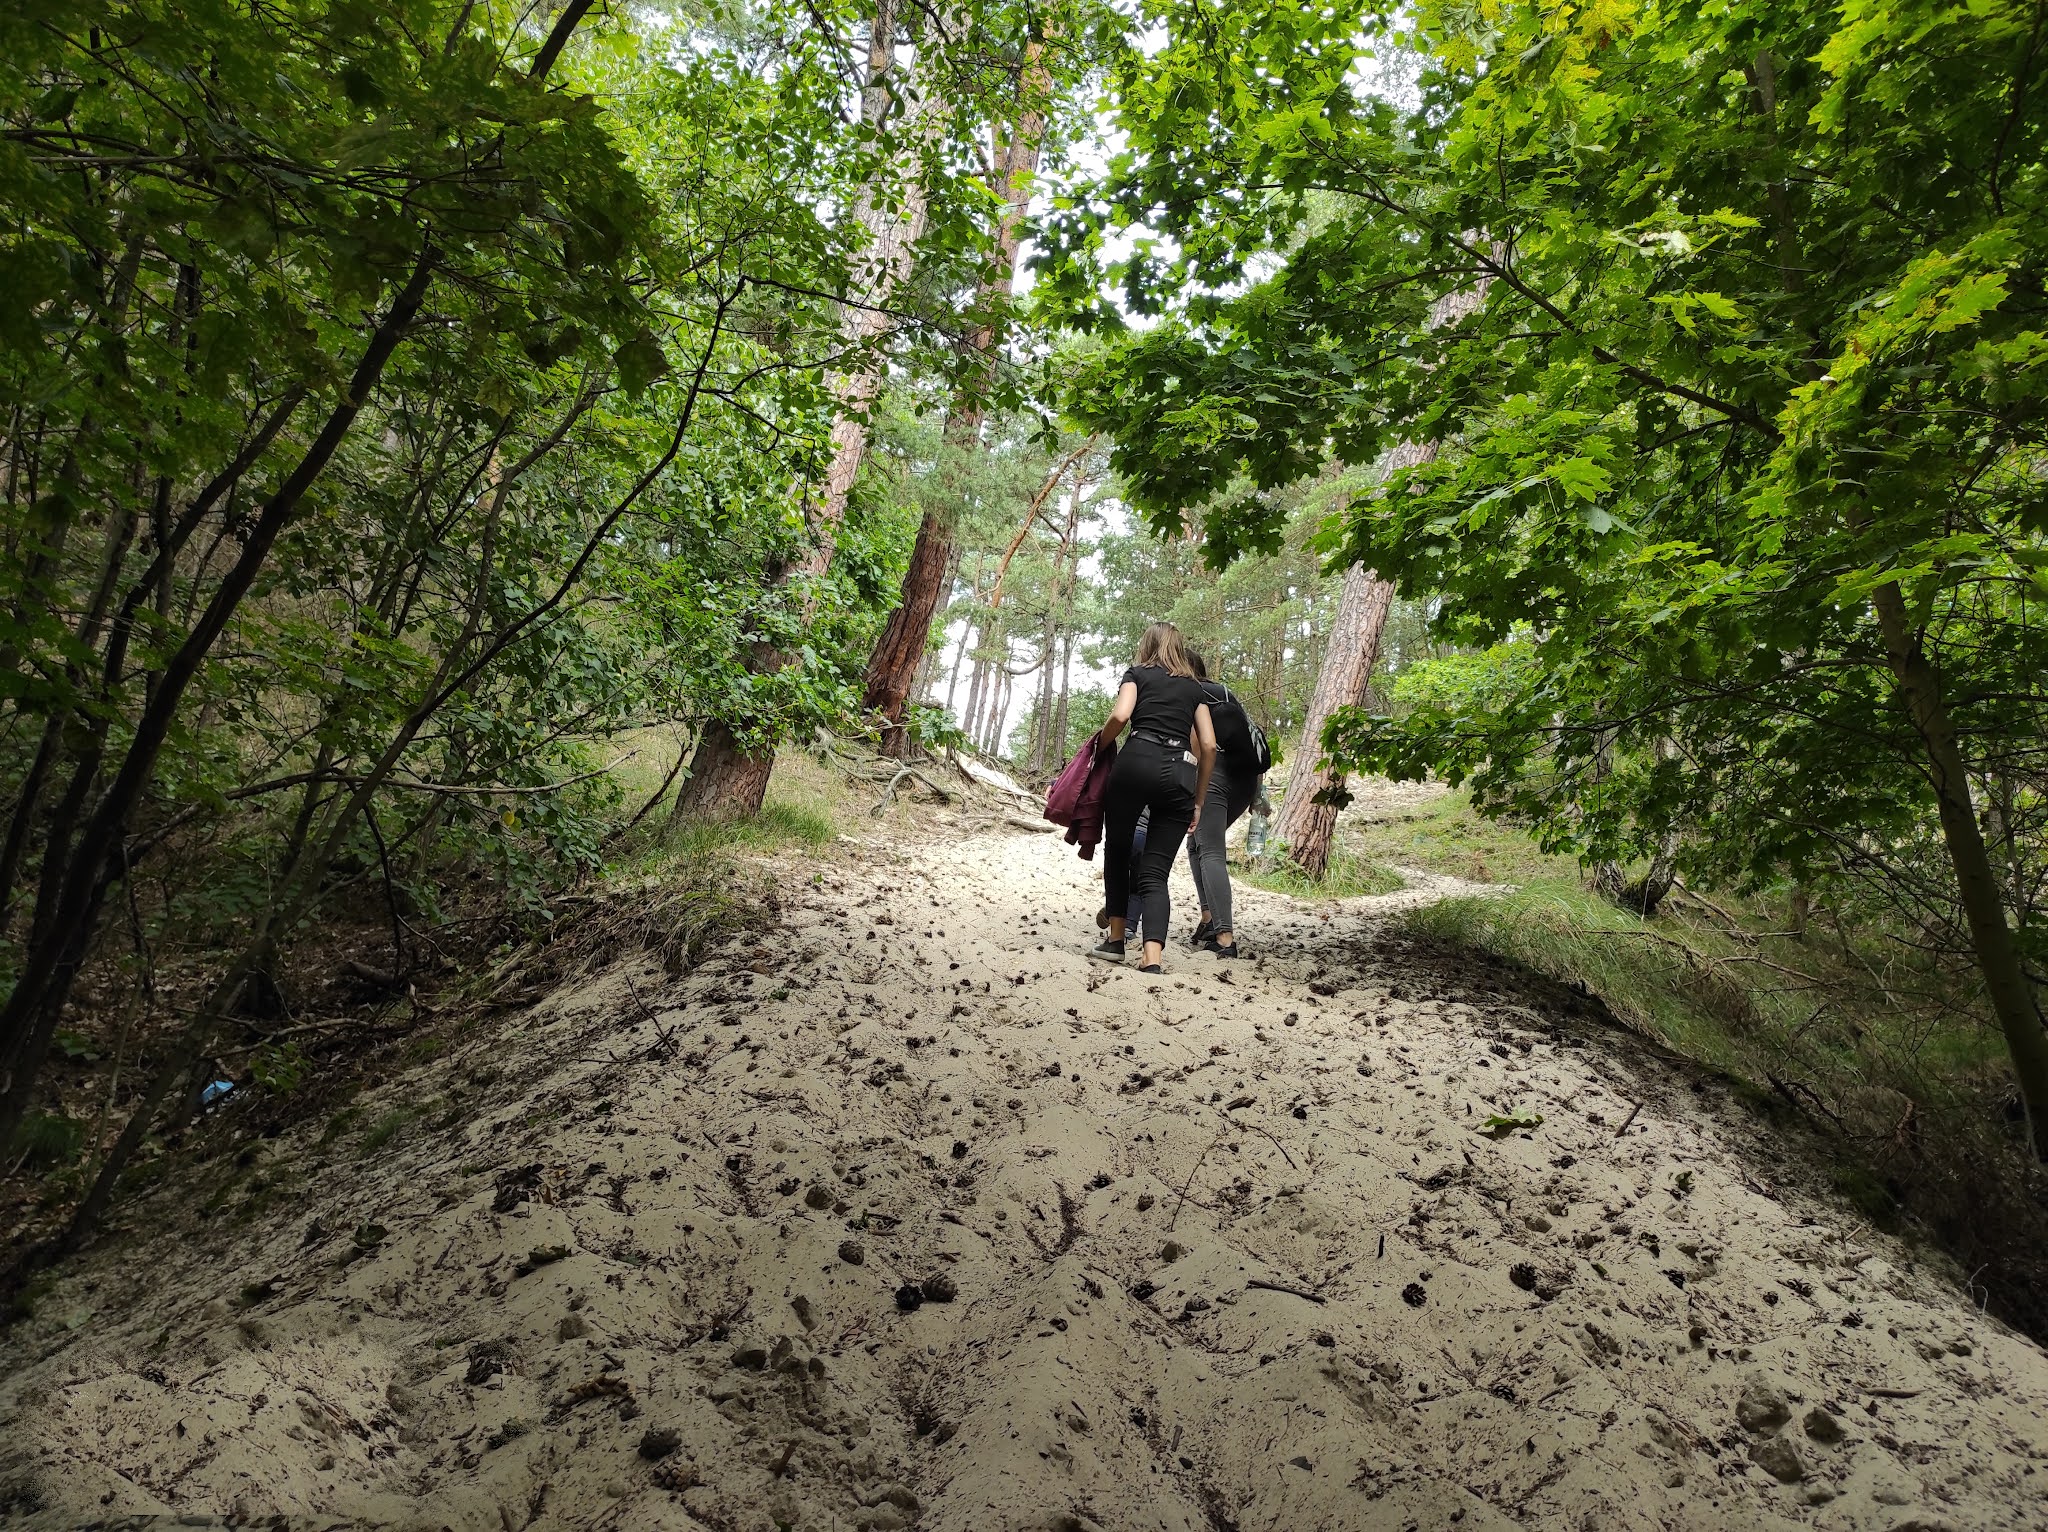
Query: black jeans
1103 736 1197 946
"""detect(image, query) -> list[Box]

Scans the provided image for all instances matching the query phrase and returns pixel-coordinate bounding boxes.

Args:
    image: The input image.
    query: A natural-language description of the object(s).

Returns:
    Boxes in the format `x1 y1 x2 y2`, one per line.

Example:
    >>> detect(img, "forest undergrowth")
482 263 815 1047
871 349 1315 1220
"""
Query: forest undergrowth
0 750 900 1301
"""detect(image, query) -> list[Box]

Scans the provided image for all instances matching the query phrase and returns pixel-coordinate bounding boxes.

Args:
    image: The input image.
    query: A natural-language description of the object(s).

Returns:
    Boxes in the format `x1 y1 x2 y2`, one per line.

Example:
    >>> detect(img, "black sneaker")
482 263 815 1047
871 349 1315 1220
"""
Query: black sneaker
1210 941 1242 960
1088 939 1126 964
1186 920 1216 948
1137 962 1163 974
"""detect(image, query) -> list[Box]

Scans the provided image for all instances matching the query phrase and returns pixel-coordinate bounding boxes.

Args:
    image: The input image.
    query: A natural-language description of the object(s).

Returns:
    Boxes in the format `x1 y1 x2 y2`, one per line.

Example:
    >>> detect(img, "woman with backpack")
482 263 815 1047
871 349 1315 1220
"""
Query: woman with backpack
1182 653 1270 958
1089 622 1217 974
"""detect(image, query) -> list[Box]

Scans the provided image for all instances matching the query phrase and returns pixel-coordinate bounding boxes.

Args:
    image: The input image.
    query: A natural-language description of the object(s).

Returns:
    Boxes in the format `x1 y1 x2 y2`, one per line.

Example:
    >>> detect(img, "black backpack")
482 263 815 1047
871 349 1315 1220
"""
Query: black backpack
1212 684 1272 775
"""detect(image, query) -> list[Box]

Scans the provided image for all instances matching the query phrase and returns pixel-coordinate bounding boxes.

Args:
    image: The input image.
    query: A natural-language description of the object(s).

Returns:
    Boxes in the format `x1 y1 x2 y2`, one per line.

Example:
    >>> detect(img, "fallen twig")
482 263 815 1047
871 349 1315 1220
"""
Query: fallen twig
623 974 679 1061
1170 1133 1228 1231
1601 926 1824 988
1614 1101 1642 1138
1246 1279 1326 1305
1225 1110 1299 1171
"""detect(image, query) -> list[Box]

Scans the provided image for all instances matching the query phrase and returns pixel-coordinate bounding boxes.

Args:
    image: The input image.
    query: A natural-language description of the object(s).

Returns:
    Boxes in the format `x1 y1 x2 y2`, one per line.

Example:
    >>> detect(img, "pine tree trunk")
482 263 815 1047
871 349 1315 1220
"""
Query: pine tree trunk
678 0 931 813
671 718 777 821
942 625 966 711
962 641 987 745
1870 579 2048 1159
942 552 979 713
912 553 955 702
1271 274 1492 880
866 509 952 757
1028 625 1057 774
992 669 1014 755
859 56 1047 754
1052 630 1073 762
1271 561 1397 878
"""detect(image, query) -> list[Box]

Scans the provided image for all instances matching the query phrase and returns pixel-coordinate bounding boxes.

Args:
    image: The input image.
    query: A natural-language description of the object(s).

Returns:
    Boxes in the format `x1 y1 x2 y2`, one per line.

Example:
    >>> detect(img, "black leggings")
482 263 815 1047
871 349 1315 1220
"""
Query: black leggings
1103 736 1197 946
1185 772 1254 934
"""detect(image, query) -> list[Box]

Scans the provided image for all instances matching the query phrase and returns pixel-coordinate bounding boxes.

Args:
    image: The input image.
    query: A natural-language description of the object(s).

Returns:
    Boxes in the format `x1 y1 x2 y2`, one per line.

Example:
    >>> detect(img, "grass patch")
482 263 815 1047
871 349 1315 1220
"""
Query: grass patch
7 1111 86 1171
1244 848 1405 900
1343 788 1579 885
531 749 862 989
1403 880 1787 1071
358 1106 416 1157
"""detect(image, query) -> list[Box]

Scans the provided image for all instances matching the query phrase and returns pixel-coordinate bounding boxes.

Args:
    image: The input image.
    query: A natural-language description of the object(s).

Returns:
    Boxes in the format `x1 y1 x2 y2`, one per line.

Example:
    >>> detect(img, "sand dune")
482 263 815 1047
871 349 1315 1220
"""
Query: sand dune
5 819 2045 1531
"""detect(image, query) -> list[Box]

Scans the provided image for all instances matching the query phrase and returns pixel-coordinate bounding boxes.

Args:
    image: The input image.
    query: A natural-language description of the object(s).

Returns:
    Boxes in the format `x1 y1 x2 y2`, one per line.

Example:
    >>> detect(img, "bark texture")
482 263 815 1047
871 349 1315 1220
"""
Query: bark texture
796 0 934 584
672 718 777 822
866 509 954 755
1270 560 1398 879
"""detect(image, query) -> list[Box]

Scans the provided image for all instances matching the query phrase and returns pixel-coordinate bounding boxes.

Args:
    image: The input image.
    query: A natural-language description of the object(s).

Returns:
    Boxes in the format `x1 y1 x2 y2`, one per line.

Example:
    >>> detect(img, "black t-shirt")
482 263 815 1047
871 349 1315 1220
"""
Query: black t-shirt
1122 664 1206 742
1197 680 1259 781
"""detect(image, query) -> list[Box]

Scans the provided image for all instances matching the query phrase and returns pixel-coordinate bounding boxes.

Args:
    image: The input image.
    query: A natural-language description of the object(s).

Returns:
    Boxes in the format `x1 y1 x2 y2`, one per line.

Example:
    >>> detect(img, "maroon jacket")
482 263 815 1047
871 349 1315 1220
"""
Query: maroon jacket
1044 736 1117 860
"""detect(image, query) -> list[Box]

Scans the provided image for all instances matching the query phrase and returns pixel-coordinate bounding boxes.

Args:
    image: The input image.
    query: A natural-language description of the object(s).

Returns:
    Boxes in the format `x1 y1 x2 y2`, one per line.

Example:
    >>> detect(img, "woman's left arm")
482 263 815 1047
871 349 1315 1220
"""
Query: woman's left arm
1190 703 1217 832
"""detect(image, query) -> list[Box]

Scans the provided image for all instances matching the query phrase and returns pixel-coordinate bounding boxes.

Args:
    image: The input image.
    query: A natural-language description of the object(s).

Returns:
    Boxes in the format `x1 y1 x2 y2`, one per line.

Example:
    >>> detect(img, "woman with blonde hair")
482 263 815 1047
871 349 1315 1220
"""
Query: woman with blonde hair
1090 622 1216 973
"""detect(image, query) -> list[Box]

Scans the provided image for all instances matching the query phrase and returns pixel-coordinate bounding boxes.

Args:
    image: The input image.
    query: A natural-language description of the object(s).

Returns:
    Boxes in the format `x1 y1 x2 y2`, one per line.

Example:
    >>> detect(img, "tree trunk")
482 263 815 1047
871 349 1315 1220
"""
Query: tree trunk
1028 627 1057 774
990 668 1013 756
1595 834 1679 916
860 53 1047 754
1870 579 2048 1159
0 249 441 1139
866 508 954 757
921 543 962 703
671 717 777 821
1052 629 1073 763
962 638 988 745
794 0 933 585
1594 737 1680 916
1271 561 1397 879
679 0 932 808
1271 273 1492 880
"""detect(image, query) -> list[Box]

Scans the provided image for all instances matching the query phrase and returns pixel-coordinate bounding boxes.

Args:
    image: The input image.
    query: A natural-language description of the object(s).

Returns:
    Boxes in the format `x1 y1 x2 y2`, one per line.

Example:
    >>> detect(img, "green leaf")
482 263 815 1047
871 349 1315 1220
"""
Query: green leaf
614 332 668 396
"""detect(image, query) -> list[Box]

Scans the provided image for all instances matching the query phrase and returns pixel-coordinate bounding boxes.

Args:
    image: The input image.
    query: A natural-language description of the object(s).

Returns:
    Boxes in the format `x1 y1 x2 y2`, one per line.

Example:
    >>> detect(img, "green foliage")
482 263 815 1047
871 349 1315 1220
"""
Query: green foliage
906 703 972 755
1008 683 1116 767
250 1043 313 1094
1340 788 1577 887
1243 848 1403 901
8 1111 85 1170
1043 0 2048 1121
0 0 1137 1238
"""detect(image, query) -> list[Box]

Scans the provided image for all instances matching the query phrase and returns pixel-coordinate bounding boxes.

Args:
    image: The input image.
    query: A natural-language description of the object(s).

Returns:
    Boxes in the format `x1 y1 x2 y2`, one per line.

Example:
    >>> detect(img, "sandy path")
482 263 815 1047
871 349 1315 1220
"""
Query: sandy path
4 823 2047 1531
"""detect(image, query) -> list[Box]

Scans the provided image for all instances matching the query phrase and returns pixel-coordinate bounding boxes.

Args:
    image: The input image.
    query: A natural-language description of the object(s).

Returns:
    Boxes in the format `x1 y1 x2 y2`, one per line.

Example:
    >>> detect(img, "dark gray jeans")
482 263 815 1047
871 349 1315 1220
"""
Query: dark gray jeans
1184 773 1253 935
